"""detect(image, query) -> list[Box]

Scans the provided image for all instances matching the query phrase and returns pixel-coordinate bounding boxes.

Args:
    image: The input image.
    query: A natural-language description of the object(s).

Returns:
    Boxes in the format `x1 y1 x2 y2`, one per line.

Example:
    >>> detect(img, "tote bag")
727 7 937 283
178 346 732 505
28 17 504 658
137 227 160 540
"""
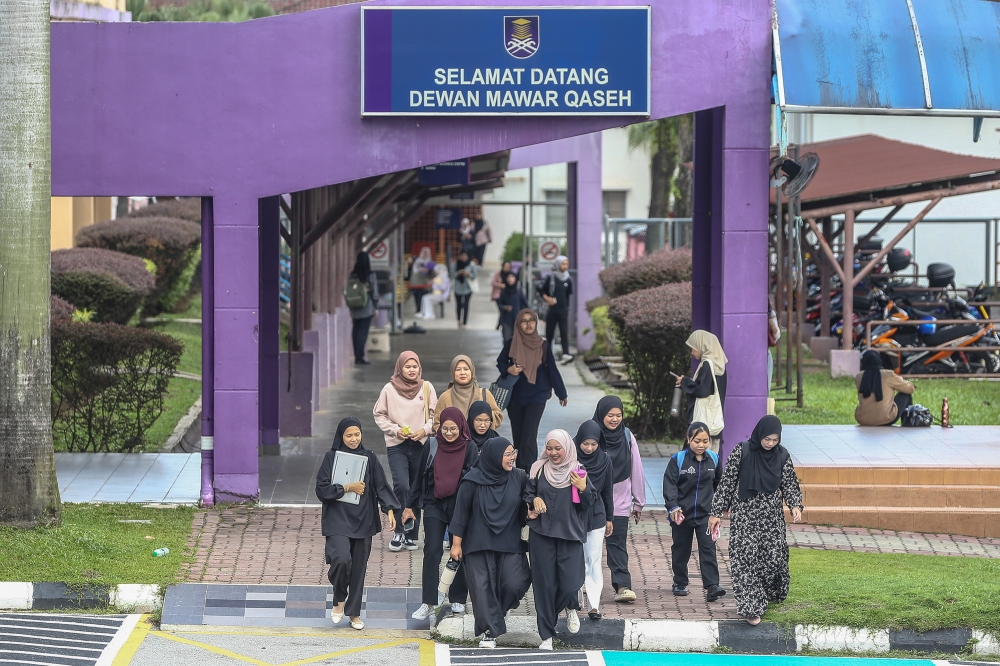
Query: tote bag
691 359 725 436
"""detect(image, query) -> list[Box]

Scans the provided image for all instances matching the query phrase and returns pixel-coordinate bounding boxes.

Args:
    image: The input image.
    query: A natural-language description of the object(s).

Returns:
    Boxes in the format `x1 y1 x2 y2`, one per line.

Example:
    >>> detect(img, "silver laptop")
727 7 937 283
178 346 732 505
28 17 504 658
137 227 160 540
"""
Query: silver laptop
331 451 368 504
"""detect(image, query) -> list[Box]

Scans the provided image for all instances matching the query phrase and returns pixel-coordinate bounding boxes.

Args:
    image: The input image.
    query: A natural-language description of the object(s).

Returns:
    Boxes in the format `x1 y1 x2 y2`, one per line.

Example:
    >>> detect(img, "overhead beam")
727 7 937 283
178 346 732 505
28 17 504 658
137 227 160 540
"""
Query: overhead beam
857 204 903 247
300 175 383 252
366 197 429 250
329 171 414 242
805 217 846 283
851 196 941 287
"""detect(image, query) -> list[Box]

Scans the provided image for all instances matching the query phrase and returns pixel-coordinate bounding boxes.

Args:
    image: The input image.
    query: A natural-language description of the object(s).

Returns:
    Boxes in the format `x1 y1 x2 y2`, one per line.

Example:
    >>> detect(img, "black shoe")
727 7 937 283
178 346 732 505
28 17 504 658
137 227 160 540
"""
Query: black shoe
388 533 404 552
672 585 689 596
356 359 372 365
403 538 419 551
706 585 727 602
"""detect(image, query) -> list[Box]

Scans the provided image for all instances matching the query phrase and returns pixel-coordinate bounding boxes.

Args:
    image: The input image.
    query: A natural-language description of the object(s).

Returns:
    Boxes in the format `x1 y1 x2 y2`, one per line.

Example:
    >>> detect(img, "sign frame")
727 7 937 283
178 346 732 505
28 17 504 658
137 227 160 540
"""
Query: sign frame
360 5 652 118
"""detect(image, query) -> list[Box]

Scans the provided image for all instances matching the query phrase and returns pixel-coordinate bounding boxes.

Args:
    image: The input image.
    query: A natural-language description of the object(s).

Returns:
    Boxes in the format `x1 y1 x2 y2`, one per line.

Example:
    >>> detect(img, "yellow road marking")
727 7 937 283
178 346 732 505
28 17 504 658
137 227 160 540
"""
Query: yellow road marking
112 615 152 666
145 631 436 666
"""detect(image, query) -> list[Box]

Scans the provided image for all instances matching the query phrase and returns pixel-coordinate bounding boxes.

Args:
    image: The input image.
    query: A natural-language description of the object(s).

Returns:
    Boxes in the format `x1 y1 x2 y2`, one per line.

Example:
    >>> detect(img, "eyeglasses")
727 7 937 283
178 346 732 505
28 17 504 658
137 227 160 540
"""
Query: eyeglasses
502 451 518 459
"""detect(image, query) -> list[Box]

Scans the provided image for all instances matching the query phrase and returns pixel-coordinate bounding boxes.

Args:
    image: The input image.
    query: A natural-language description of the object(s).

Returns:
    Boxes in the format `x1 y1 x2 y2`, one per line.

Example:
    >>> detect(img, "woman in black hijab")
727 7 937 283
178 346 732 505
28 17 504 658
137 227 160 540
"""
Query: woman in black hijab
315 417 400 630
468 400 499 456
347 251 380 365
592 395 646 604
709 415 804 624
449 437 532 648
574 421 614 620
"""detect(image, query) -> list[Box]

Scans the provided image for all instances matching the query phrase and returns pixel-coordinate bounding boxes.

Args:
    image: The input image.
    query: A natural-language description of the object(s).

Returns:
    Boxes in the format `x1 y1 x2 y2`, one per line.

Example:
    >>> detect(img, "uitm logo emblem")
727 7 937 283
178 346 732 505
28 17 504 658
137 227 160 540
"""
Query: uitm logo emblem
505 16 539 59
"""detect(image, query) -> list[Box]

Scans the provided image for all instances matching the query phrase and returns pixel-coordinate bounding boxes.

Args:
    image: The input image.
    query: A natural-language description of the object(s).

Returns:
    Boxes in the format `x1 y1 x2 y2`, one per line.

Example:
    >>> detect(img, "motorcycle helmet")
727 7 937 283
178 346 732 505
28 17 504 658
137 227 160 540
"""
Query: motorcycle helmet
918 316 936 336
887 247 912 273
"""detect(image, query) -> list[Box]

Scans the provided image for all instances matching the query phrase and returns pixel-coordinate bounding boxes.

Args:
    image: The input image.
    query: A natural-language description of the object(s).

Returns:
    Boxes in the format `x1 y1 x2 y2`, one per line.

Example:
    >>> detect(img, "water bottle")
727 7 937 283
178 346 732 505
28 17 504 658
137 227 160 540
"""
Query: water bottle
152 548 170 557
670 384 683 417
438 557 460 596
941 397 950 428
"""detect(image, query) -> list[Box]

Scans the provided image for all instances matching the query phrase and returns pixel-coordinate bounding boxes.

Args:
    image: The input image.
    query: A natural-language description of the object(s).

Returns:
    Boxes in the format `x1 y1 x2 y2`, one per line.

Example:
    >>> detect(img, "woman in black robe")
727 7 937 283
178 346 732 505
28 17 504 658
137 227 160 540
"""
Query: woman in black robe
315 417 400 630
450 437 532 648
524 429 594 650
468 400 500 456
403 406 479 620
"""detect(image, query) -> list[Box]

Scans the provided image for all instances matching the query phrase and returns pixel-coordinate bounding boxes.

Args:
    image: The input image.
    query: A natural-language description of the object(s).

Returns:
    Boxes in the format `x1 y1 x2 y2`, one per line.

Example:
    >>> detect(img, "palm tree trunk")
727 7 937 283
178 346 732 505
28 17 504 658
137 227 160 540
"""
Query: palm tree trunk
0 0 62 526
673 114 694 220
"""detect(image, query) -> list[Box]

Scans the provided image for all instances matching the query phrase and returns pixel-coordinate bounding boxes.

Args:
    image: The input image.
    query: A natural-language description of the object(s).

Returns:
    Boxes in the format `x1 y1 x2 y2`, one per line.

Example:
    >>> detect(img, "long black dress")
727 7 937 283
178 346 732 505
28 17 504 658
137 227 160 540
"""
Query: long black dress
315 417 400 617
710 442 803 618
450 438 531 639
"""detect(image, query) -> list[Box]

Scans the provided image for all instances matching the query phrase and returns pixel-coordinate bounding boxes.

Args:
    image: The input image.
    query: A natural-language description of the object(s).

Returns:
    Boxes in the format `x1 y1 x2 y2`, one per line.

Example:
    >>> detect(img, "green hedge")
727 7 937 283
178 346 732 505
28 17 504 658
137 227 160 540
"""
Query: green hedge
124 198 202 223
501 232 568 265
51 248 156 325
76 216 200 315
607 282 692 439
599 247 692 298
51 320 182 452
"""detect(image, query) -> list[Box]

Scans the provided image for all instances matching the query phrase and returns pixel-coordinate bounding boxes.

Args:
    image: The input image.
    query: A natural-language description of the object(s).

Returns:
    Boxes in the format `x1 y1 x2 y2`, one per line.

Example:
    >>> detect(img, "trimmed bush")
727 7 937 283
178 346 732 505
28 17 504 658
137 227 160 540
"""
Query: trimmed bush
125 198 202 224
51 295 75 323
583 305 618 357
159 244 201 312
608 282 692 439
51 320 182 452
51 248 156 324
76 216 200 315
599 247 692 298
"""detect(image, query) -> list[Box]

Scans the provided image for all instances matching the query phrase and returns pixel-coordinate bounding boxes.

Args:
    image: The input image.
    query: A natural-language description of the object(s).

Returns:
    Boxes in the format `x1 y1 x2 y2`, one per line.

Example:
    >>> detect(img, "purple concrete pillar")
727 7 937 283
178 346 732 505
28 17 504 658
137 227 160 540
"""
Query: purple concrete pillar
200 197 215 507
574 135 601 352
719 108 771 459
213 193 260 501
566 162 578 269
691 110 714 334
259 196 281 456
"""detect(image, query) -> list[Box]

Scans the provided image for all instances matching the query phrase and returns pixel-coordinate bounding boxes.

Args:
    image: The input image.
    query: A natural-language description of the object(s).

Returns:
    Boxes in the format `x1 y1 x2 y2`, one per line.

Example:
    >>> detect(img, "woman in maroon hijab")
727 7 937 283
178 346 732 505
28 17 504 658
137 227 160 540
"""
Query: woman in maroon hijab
402 406 478 620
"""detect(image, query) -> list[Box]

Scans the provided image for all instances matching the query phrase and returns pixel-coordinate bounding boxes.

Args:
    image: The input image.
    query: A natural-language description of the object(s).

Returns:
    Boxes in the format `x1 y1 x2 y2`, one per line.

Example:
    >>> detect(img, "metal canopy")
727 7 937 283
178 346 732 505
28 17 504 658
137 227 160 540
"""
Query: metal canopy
774 0 1000 116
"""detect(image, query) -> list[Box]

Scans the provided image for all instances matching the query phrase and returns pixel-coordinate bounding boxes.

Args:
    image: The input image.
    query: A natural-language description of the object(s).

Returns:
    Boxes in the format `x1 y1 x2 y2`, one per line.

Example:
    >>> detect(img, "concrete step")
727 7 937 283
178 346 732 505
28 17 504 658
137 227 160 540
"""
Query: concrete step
796 466 1000 486
789 506 1000 538
801 483 1000 509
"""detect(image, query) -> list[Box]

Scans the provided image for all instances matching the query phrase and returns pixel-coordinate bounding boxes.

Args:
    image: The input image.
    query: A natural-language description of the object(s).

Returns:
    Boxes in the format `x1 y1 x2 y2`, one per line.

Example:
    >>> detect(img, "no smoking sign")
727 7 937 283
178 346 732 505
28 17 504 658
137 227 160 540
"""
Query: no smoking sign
538 241 561 263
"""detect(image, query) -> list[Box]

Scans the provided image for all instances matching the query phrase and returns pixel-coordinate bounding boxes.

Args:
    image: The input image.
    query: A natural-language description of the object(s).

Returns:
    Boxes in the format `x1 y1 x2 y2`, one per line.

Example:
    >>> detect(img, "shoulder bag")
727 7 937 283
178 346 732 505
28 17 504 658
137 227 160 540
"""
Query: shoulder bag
691 359 725 436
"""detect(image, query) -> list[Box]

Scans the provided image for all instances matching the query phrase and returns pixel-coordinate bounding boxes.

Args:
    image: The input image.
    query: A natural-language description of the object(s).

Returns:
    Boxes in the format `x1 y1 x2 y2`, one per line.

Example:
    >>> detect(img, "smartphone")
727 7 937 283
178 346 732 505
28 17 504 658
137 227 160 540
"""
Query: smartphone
403 518 415 532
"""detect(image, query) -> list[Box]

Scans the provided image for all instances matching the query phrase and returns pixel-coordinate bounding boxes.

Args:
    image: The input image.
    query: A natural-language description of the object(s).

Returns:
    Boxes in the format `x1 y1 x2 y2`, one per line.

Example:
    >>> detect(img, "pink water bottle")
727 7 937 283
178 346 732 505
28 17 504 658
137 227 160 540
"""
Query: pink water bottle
571 466 587 503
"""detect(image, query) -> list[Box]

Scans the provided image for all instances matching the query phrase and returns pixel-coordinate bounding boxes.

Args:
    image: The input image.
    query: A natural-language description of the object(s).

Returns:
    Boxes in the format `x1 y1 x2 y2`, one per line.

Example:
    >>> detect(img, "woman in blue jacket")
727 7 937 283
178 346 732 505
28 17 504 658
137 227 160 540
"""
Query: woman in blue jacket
662 421 726 602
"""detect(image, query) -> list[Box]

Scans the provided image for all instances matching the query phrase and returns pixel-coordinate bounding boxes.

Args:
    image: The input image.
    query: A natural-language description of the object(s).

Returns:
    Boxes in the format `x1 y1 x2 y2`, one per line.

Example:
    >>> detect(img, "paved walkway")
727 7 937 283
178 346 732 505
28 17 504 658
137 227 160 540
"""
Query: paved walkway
55 452 200 503
179 505 1000 625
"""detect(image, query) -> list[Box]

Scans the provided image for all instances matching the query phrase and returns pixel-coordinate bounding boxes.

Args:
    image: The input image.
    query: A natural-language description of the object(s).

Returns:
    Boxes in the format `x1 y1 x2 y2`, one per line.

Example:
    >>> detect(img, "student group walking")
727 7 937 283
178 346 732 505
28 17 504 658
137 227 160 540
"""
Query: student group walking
317 327 804 649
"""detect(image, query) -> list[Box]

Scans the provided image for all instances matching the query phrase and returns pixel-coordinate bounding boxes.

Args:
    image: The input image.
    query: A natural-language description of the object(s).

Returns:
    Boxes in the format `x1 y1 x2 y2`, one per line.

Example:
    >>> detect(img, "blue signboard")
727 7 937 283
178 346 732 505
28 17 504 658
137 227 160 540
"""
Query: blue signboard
362 7 650 116
434 207 463 229
418 159 470 185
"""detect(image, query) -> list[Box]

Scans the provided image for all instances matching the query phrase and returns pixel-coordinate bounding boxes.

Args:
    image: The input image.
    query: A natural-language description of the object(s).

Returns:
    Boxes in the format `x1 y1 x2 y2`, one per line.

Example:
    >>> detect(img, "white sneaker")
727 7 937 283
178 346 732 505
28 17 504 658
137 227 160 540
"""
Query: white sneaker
438 591 446 605
479 632 497 648
566 609 580 634
451 603 465 614
411 603 434 620
538 638 553 651
560 354 575 365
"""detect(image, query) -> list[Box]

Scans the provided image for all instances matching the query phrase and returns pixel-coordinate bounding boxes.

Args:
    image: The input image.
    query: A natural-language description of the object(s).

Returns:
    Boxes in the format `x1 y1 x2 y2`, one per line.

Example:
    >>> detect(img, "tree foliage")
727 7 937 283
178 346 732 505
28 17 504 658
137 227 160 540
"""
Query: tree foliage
128 0 274 22
627 115 694 222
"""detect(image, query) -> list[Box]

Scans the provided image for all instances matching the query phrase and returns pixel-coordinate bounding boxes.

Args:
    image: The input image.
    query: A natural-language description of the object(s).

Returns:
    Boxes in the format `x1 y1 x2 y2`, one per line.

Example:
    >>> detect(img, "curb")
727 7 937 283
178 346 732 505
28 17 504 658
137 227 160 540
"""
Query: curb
434 614 1000 655
0 582 162 612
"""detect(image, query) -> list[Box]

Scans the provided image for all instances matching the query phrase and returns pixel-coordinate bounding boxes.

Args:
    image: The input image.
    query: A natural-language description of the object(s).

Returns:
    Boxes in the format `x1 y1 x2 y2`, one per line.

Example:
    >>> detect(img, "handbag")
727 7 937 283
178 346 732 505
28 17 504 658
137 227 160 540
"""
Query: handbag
489 373 519 411
468 276 480 294
691 359 725 436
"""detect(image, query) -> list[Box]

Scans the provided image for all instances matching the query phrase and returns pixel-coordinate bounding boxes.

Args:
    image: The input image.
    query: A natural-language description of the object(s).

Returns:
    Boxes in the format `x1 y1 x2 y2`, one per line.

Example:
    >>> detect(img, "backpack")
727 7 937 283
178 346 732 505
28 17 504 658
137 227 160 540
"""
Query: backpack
672 449 719 483
344 275 370 309
901 404 933 427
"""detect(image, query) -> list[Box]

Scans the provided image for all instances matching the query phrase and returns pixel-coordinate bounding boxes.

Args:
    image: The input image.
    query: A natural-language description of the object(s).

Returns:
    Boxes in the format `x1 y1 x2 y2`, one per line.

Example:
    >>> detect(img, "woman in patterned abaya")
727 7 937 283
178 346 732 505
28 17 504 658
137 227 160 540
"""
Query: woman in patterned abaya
709 415 803 624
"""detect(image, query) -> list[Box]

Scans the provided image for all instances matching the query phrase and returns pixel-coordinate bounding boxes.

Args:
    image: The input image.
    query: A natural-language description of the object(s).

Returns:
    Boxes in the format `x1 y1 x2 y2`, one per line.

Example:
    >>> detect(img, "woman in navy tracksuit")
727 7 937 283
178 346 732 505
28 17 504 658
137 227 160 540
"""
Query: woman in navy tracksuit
662 421 726 602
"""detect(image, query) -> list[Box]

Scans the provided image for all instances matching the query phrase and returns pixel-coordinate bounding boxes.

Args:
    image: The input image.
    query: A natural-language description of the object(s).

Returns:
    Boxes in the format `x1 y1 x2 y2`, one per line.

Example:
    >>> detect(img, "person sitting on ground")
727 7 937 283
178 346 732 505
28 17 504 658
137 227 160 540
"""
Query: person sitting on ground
855 350 915 426
417 264 450 320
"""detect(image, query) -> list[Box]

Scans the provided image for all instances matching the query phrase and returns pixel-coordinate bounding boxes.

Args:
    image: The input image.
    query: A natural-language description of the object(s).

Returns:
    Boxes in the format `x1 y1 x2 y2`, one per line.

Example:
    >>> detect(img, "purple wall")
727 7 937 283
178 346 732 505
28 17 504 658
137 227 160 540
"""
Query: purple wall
50 0 772 500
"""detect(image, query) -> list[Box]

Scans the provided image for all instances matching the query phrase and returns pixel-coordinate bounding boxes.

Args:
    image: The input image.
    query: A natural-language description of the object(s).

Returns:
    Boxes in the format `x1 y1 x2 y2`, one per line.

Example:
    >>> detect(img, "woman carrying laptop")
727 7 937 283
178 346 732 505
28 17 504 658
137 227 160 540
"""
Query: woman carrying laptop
315 417 400 630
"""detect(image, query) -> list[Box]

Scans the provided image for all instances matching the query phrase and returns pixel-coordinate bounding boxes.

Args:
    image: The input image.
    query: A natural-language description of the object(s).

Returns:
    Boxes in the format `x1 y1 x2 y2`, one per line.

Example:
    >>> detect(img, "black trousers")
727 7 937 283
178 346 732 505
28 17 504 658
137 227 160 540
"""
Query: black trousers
887 392 913 425
529 531 584 640
465 550 531 638
474 245 487 266
326 535 371 617
387 441 422 538
670 520 720 588
508 400 547 472
410 288 428 311
545 307 570 356
351 315 373 362
606 515 632 591
456 293 472 324
422 514 468 606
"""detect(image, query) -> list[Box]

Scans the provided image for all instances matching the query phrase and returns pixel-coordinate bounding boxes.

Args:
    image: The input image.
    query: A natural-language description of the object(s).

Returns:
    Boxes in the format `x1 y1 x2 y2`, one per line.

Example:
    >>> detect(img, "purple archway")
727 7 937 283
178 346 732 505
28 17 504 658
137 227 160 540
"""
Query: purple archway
51 0 771 502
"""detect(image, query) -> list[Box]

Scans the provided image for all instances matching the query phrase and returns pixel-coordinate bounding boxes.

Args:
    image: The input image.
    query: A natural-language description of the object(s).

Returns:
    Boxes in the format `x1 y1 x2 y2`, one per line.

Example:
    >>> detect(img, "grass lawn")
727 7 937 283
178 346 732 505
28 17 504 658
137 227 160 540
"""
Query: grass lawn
140 293 203 450
766 549 1000 633
0 504 194 587
771 343 1000 426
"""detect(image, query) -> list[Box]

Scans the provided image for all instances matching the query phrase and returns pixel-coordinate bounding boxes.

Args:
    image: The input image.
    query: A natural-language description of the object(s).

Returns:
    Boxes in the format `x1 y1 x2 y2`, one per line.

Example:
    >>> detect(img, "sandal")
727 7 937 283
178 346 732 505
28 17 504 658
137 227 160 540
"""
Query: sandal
349 617 365 630
746 617 761 626
588 609 602 621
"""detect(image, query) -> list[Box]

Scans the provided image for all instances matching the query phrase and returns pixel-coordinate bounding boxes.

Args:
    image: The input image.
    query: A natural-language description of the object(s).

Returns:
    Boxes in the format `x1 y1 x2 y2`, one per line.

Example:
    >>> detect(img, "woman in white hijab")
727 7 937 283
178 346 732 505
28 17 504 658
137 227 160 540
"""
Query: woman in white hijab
675 330 728 453
417 264 451 319
523 429 593 650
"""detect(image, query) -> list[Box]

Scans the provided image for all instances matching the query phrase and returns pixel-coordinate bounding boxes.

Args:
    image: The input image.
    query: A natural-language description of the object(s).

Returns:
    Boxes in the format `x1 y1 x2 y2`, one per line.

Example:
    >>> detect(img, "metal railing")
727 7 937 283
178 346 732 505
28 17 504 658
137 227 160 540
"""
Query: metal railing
602 217 692 267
